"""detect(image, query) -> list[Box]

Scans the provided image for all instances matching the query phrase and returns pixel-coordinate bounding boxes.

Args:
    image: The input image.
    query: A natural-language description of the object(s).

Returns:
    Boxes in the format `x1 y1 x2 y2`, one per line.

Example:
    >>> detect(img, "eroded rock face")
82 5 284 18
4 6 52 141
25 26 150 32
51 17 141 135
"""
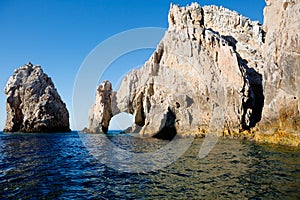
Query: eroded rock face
259 0 300 134
88 1 299 139
202 5 265 74
105 3 264 138
4 63 70 132
87 80 113 133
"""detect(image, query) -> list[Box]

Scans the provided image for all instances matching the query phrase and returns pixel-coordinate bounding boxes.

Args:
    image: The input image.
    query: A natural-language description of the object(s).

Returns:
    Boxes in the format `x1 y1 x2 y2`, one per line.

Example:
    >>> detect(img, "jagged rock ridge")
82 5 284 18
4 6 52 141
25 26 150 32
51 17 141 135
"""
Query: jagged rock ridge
4 63 70 133
88 1 300 140
88 2 265 138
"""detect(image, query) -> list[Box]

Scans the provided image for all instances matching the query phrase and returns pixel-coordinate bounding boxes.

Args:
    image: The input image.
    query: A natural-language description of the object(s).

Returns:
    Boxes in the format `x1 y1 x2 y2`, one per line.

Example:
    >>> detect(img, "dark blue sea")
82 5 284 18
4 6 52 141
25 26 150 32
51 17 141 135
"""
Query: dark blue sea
0 131 300 199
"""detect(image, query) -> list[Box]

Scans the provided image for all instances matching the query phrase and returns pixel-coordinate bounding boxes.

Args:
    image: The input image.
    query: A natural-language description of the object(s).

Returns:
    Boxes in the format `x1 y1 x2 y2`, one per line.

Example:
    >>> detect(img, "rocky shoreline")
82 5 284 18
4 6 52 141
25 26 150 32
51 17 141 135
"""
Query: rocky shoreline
3 1 300 147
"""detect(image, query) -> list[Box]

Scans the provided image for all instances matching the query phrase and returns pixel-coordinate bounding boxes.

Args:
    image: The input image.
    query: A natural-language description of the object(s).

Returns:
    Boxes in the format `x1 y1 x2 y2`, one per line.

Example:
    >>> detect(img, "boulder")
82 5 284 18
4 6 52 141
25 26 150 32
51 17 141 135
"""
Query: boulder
3 62 70 133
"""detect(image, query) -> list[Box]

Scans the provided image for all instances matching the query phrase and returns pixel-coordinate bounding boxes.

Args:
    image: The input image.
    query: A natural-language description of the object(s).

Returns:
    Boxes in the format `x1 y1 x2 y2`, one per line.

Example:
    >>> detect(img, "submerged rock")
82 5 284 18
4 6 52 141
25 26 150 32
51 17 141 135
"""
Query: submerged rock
3 62 70 133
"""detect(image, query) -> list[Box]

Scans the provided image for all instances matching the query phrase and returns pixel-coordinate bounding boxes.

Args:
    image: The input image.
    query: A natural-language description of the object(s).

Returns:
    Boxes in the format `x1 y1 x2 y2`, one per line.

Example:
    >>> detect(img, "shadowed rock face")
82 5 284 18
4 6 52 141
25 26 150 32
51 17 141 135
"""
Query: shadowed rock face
4 63 70 133
88 1 300 139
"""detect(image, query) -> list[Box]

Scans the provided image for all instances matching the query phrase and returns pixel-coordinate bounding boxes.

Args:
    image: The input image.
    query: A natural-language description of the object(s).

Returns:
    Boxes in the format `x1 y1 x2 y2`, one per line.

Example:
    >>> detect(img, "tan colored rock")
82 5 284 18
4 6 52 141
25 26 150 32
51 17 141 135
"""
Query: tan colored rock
87 1 299 142
108 3 264 139
202 5 265 73
88 80 113 133
258 0 300 134
4 62 70 132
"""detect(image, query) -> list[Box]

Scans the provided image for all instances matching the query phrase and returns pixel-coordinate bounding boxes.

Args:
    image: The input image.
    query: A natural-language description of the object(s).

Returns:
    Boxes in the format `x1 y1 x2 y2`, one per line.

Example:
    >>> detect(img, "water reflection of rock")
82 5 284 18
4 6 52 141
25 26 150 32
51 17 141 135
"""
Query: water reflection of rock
1 134 299 198
143 139 300 198
79 132 194 173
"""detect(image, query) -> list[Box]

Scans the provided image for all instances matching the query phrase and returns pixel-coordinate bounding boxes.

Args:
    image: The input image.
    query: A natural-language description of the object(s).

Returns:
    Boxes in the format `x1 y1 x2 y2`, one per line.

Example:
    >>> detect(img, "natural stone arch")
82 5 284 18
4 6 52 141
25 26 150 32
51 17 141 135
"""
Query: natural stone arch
108 112 134 132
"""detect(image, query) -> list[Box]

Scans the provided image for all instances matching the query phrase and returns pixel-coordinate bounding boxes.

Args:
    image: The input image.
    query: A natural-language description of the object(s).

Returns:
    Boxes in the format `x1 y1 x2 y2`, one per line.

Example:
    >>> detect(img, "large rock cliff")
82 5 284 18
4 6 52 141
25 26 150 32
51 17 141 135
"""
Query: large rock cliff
259 0 300 134
88 1 300 143
89 3 265 138
4 63 70 133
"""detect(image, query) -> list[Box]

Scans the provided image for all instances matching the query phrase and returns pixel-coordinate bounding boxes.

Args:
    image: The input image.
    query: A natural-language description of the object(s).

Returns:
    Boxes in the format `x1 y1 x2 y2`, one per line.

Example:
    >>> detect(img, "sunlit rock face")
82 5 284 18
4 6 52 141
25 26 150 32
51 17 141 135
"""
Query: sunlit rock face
87 80 113 133
258 0 300 134
88 1 300 139
98 3 265 139
4 63 70 133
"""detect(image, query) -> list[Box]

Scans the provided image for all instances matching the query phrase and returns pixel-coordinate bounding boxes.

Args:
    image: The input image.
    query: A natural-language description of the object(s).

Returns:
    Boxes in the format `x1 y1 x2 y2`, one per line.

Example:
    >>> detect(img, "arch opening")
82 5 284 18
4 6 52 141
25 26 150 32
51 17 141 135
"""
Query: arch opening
109 112 134 132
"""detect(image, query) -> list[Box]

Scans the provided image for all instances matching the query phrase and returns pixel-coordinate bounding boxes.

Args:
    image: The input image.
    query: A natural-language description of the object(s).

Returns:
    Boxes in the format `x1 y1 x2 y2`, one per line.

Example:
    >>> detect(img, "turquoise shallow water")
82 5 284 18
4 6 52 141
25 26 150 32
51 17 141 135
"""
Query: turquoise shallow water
0 131 300 199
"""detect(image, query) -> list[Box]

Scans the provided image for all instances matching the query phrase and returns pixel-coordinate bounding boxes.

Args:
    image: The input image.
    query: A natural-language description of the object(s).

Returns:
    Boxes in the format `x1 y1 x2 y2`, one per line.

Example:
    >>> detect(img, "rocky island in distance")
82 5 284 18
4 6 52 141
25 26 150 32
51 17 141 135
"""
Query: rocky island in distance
3 62 70 133
3 1 299 147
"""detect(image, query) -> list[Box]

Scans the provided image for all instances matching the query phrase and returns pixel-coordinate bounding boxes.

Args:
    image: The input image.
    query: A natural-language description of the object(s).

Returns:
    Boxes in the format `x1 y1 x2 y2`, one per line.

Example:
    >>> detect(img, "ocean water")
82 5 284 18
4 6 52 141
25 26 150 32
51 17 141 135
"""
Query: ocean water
0 131 300 199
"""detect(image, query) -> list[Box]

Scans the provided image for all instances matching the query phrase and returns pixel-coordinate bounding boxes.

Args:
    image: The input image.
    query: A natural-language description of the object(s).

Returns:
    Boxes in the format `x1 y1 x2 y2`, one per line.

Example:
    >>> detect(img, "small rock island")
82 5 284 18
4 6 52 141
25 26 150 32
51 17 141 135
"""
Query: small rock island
3 62 70 133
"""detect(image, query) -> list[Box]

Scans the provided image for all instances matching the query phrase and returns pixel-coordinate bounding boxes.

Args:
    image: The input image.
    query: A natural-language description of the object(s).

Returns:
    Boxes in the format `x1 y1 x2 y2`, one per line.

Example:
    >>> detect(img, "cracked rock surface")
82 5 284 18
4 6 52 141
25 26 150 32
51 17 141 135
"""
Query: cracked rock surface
4 63 70 133
88 1 300 139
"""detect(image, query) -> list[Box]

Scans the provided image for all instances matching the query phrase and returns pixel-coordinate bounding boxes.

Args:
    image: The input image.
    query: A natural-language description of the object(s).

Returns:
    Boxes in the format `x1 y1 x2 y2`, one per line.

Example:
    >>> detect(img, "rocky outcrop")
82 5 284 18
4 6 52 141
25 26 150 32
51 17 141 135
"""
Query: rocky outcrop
87 80 113 133
88 3 265 138
258 0 300 134
88 1 300 143
4 63 70 133
202 6 265 72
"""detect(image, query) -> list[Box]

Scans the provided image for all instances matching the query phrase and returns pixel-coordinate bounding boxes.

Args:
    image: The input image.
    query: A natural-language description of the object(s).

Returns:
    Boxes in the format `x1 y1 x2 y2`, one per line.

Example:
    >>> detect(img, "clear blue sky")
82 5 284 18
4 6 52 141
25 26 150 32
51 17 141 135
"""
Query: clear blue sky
0 0 265 131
